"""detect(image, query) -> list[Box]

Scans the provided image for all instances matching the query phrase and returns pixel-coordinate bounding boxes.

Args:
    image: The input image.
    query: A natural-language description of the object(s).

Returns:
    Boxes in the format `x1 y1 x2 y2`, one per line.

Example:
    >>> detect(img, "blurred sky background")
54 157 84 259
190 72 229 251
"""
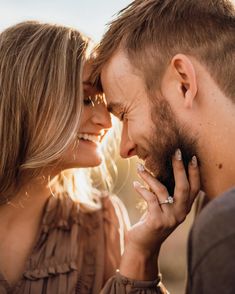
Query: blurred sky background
0 0 132 41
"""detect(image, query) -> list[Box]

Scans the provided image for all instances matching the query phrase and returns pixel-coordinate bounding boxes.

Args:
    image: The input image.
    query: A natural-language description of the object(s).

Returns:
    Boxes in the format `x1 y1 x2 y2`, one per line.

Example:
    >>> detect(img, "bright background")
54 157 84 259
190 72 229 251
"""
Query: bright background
0 0 132 42
0 1 195 293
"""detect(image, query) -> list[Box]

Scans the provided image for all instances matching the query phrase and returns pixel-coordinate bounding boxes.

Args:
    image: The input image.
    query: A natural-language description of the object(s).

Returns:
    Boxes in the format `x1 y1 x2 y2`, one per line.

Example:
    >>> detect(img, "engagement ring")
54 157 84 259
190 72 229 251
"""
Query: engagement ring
159 196 174 205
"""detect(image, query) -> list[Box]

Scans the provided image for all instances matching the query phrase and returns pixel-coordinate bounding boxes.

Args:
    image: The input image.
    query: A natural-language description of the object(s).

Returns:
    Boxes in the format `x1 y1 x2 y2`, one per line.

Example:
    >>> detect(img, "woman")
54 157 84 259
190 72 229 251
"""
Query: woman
0 21 200 294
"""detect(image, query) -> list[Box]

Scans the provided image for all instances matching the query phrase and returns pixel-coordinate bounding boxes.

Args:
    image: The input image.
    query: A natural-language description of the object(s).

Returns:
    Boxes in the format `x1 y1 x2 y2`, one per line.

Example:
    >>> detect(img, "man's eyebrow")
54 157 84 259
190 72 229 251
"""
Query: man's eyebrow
107 102 123 113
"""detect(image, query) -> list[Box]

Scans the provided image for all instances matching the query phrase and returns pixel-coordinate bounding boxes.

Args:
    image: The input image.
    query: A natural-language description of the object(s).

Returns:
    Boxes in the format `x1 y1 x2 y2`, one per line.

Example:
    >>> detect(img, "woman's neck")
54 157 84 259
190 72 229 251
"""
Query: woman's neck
0 175 53 227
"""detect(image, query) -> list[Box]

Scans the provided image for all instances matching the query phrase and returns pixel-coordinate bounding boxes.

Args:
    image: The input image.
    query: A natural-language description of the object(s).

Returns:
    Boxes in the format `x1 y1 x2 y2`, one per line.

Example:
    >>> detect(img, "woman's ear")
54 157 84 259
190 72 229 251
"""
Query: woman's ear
171 54 197 109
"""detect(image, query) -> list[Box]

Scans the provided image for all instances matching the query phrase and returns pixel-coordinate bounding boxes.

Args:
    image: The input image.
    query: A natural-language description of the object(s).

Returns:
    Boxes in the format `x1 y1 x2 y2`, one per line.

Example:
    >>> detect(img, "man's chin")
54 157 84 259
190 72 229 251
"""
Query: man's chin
144 156 160 177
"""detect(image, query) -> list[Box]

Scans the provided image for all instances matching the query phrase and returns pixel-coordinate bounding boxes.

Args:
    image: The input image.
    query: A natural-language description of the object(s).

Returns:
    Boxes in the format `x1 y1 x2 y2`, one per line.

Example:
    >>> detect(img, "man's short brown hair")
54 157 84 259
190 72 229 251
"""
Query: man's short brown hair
92 0 235 100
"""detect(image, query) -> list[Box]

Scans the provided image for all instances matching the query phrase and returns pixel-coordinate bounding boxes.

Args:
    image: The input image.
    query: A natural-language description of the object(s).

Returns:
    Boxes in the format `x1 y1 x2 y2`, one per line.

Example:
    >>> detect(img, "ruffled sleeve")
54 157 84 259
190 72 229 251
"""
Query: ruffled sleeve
101 272 168 294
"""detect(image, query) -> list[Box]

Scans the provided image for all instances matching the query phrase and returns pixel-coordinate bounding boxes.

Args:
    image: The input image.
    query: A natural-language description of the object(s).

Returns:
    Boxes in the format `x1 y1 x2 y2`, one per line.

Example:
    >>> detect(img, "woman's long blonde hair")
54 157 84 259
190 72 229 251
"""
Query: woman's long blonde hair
0 21 89 203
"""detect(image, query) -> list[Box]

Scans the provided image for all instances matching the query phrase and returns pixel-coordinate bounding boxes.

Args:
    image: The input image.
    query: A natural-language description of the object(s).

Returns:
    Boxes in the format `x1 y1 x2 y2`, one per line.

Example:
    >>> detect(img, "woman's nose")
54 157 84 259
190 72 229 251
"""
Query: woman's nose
92 103 112 129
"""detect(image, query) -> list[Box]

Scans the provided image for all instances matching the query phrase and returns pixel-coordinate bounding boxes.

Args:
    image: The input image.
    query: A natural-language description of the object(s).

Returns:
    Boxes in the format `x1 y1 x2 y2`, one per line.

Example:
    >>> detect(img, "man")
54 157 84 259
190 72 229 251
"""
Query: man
92 0 235 293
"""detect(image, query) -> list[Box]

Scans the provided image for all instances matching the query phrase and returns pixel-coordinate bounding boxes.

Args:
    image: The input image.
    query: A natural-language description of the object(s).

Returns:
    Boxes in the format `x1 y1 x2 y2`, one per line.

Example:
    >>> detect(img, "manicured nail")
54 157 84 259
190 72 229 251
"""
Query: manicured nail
137 163 145 172
191 155 198 167
175 149 182 161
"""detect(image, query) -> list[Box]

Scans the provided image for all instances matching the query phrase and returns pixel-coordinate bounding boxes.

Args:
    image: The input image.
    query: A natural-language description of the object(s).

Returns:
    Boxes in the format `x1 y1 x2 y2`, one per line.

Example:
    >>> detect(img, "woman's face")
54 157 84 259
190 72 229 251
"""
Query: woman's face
59 64 112 170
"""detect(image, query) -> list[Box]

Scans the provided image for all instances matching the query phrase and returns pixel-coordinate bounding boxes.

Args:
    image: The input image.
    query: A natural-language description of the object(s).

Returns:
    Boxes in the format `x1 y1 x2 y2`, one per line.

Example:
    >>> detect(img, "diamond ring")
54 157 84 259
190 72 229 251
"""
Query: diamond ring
159 196 174 205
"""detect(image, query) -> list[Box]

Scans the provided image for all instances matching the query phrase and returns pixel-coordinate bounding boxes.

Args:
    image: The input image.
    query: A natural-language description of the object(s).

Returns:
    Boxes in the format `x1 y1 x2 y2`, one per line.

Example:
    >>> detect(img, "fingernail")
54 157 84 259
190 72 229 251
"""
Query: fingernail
175 149 182 161
191 155 197 167
137 163 145 172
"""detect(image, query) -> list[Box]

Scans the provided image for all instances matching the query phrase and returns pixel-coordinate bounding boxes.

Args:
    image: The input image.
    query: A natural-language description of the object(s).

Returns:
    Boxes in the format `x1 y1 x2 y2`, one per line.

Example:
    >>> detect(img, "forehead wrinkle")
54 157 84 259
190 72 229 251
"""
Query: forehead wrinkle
103 60 144 111
101 50 149 119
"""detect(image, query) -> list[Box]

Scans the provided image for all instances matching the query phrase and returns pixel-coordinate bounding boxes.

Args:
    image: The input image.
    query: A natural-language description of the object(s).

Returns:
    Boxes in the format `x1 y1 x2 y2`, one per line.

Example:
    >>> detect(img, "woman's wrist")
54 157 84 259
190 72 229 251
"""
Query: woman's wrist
119 244 160 281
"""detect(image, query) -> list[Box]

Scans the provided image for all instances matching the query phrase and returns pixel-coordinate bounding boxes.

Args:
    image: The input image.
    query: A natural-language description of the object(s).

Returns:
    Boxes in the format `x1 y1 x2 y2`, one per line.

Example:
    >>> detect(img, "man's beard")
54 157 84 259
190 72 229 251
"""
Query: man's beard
146 98 198 196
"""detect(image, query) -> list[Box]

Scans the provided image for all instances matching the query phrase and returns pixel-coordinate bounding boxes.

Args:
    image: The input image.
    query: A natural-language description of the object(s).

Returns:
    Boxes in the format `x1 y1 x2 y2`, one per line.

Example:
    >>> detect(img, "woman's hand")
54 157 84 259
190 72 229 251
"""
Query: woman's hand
119 149 200 280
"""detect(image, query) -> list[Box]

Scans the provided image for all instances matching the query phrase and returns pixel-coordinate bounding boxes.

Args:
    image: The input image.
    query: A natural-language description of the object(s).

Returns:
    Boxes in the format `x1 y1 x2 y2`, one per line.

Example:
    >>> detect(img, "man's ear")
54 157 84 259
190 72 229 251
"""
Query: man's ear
171 54 197 109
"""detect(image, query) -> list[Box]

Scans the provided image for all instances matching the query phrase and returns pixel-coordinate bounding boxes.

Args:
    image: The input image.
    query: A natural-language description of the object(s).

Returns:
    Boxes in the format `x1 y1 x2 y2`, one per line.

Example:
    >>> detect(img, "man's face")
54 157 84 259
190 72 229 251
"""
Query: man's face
101 50 197 194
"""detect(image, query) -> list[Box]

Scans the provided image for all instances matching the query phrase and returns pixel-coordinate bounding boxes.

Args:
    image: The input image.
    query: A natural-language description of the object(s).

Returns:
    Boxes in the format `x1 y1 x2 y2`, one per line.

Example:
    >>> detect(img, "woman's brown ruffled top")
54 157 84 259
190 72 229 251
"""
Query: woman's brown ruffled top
0 194 165 294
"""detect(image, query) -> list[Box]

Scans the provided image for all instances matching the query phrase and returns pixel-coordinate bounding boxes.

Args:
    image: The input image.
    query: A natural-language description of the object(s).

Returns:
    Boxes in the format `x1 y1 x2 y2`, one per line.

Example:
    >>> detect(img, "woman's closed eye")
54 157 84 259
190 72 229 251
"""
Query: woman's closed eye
83 96 94 106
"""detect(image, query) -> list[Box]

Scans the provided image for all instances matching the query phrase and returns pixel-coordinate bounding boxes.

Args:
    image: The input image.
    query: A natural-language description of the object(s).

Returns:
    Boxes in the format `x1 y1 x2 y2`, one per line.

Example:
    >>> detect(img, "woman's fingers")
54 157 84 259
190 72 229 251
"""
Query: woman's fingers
133 181 162 215
172 150 201 220
188 156 200 204
129 150 201 258
136 164 170 207
134 167 179 230
134 149 201 226
172 149 190 204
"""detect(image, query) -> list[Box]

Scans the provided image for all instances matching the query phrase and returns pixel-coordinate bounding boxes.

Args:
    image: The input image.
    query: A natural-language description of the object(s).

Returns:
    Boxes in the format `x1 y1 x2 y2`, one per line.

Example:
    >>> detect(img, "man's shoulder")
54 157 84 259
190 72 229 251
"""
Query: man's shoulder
194 187 235 232
190 187 235 257
188 187 235 292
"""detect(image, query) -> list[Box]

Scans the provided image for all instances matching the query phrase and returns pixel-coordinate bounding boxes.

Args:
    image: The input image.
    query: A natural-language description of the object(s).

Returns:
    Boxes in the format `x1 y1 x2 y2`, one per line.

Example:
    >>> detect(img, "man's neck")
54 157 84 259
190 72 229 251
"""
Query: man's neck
201 156 235 200
198 97 235 200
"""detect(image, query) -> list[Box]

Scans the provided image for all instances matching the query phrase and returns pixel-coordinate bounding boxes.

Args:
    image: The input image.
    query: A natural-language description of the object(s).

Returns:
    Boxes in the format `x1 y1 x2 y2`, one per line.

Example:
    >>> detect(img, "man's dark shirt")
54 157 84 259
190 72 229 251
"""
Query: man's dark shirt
187 187 235 294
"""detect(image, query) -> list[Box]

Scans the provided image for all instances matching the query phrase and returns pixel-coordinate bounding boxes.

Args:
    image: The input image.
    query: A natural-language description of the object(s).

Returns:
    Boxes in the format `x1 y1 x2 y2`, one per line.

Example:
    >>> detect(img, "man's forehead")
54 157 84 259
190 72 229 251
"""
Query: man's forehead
100 49 147 114
101 50 134 83
102 52 142 94
101 54 128 106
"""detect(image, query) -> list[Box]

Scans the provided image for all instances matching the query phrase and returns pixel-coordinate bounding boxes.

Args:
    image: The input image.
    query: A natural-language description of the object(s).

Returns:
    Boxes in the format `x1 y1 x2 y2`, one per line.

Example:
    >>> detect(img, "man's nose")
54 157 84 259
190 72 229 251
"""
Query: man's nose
119 123 136 158
92 103 112 129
